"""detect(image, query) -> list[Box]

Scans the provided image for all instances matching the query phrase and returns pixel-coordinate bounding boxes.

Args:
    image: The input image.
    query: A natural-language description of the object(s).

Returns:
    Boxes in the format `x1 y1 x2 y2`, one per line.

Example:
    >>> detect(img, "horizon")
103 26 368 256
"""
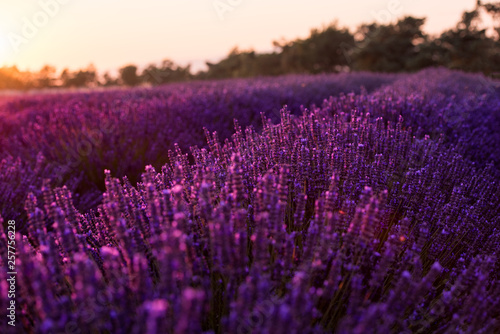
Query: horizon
0 0 489 74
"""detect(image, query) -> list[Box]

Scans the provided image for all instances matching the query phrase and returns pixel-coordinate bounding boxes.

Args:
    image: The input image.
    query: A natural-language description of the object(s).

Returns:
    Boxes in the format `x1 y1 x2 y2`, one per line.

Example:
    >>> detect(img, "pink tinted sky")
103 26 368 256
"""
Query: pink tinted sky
0 0 486 73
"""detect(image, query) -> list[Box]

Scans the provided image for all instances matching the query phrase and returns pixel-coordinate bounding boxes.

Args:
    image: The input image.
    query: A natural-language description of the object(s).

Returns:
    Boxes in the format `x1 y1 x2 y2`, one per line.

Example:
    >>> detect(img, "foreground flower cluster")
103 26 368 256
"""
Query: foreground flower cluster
1 95 499 332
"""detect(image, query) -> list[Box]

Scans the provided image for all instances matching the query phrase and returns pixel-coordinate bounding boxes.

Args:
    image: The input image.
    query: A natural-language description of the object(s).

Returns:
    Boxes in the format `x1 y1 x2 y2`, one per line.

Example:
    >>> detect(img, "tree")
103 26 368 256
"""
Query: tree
101 72 119 87
433 5 500 73
119 65 141 86
142 59 191 85
60 65 97 88
276 23 355 73
478 1 500 38
352 17 428 72
202 47 255 79
0 66 29 90
202 23 355 79
36 65 57 88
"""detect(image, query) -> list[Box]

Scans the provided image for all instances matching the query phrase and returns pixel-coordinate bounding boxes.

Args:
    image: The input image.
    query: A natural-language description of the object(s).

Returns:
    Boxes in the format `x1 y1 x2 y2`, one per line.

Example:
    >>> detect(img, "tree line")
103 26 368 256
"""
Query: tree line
1 1 499 90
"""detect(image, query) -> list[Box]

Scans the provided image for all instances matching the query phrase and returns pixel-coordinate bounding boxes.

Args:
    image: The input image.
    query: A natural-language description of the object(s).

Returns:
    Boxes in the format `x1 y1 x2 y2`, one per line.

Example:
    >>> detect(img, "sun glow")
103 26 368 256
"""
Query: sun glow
0 27 14 67
0 35 6 67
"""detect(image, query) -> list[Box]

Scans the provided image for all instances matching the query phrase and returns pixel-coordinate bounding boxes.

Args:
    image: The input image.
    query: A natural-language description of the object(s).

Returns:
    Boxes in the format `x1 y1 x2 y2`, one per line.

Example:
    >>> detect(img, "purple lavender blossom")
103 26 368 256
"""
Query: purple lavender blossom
0 68 499 333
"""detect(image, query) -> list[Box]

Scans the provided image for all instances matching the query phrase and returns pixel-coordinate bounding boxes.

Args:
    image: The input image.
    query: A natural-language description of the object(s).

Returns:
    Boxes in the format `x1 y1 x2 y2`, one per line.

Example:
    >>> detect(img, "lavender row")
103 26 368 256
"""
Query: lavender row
1 102 498 333
0 72 396 222
325 68 500 168
1 69 498 224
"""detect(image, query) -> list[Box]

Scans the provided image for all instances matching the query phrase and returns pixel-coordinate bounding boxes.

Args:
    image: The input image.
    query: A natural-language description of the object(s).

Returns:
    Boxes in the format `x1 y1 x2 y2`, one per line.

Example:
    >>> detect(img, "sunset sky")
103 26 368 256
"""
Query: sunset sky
0 0 484 73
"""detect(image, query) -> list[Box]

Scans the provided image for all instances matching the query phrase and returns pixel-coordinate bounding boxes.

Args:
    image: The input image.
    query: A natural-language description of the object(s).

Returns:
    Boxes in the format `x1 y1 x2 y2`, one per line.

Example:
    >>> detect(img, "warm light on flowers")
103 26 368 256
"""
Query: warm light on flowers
0 68 498 333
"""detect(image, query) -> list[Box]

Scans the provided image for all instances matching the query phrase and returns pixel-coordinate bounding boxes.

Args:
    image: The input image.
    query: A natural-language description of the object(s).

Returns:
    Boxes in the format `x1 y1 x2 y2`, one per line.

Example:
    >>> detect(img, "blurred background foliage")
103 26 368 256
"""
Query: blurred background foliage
1 1 499 90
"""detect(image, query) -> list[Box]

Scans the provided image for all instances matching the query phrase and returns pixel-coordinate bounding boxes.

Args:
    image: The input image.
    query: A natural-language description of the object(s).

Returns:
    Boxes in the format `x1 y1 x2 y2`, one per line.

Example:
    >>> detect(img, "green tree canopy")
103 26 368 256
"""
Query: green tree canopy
351 17 427 72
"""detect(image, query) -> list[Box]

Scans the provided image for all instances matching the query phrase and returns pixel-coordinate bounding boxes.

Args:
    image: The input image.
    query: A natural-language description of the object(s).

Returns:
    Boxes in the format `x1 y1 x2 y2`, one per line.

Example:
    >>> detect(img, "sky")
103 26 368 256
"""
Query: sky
0 0 485 73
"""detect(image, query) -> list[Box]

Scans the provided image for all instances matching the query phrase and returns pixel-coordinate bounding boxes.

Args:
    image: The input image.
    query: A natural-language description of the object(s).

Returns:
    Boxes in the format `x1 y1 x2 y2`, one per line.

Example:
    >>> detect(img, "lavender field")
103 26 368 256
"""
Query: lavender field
1 68 500 333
